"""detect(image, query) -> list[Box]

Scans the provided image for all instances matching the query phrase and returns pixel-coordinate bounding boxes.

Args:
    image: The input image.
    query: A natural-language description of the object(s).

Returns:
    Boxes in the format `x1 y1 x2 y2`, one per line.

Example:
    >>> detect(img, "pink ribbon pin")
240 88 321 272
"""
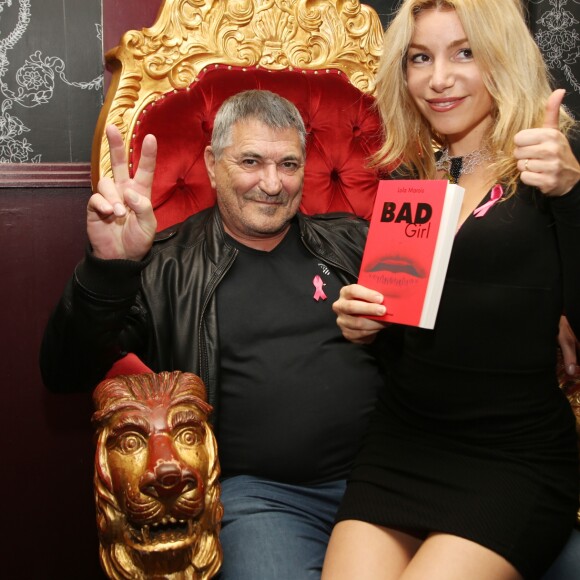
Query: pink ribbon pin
473 184 503 218
313 275 327 301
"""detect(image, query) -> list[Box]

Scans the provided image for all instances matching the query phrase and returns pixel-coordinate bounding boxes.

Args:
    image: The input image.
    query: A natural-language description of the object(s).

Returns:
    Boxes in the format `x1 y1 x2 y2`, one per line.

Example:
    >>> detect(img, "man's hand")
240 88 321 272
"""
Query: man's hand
514 89 580 197
332 284 389 344
87 124 158 260
559 315 579 377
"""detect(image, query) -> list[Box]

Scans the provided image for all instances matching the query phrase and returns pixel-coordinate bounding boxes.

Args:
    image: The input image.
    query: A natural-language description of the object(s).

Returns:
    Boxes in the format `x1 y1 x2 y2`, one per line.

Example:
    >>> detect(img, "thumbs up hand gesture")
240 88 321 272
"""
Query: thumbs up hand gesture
513 89 580 197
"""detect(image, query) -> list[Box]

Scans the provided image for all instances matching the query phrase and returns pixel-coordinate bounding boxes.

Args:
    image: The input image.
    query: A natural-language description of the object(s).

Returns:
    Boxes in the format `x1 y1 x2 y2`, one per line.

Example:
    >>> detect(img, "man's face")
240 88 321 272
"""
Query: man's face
204 118 305 245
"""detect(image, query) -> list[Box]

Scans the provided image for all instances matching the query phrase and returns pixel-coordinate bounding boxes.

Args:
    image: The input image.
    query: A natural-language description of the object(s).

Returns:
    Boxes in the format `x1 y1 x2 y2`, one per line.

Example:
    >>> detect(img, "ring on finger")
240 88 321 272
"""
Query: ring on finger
524 158 529 172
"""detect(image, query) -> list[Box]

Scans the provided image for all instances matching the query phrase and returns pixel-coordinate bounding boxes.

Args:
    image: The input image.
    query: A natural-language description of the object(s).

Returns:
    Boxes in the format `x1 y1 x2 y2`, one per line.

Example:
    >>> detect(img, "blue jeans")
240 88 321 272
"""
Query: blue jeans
217 475 346 580
543 528 580 579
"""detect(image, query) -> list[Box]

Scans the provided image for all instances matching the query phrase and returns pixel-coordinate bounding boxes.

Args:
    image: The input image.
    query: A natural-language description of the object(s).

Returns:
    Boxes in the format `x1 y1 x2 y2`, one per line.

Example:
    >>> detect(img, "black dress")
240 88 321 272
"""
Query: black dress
336 179 580 579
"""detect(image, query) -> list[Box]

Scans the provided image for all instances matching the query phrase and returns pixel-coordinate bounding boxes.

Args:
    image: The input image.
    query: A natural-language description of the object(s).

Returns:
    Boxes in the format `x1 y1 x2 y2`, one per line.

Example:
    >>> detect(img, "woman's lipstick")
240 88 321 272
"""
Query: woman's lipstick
426 96 465 112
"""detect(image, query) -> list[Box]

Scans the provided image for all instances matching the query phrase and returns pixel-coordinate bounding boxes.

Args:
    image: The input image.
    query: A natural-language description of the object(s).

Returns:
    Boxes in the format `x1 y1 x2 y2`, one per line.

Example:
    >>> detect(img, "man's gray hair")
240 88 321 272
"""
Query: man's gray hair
211 90 307 159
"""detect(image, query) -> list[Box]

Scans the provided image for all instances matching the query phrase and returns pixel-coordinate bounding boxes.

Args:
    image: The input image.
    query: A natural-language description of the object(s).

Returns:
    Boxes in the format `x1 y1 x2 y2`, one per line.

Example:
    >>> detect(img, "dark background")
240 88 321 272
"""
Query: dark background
0 1 577 163
0 1 578 577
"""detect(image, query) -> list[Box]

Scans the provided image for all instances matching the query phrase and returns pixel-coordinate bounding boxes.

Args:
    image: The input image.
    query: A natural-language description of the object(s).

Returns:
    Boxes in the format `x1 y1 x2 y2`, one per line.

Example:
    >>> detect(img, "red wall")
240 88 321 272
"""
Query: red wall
0 170 103 576
103 0 163 91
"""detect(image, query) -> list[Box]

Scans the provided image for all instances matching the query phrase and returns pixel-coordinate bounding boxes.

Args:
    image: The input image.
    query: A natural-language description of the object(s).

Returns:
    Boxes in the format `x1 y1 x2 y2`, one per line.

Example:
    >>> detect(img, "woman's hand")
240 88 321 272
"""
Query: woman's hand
559 315 579 377
514 89 580 197
333 284 389 344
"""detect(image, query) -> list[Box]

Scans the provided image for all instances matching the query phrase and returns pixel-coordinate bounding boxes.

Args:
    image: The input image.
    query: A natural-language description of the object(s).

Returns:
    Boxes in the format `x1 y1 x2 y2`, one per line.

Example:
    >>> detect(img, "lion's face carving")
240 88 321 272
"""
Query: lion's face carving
92 371 223 579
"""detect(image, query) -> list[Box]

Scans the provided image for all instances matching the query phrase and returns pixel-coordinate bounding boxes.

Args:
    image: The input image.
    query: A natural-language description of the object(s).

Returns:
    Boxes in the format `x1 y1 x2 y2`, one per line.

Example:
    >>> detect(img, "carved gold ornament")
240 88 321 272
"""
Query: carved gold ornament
557 350 580 526
91 0 383 186
92 371 223 579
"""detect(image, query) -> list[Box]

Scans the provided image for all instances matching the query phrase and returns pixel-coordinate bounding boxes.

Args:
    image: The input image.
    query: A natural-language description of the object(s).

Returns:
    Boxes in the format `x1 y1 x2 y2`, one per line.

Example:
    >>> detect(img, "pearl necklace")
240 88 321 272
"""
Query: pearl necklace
435 147 492 184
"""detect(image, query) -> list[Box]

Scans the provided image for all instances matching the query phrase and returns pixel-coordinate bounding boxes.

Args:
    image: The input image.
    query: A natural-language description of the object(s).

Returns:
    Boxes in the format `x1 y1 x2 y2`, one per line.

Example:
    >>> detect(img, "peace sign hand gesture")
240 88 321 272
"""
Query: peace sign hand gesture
87 124 158 261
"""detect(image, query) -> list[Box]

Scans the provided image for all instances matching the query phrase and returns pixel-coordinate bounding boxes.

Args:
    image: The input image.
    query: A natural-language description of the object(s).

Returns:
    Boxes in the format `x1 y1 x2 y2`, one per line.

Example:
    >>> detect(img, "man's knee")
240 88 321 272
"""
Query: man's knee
216 476 345 580
542 528 580 580
218 508 327 579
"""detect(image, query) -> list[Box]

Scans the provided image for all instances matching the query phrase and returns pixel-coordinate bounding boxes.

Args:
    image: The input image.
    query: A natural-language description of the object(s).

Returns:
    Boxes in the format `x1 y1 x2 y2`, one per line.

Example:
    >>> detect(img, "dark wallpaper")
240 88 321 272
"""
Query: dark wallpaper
0 0 102 162
0 1 577 163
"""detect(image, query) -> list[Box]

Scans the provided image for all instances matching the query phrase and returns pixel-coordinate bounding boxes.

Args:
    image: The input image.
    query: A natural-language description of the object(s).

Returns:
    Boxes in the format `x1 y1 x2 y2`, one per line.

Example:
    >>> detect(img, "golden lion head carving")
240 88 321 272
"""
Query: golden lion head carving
92 371 223 579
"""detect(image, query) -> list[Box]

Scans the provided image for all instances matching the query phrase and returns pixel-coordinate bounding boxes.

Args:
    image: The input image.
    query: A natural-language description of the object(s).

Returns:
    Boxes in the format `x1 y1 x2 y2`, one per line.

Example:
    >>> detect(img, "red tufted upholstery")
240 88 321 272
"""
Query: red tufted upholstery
129 65 383 231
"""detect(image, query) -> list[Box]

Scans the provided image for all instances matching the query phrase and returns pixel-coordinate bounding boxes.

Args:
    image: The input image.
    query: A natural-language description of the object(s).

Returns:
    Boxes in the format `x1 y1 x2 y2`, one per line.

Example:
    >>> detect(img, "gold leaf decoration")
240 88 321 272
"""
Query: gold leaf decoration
92 0 383 185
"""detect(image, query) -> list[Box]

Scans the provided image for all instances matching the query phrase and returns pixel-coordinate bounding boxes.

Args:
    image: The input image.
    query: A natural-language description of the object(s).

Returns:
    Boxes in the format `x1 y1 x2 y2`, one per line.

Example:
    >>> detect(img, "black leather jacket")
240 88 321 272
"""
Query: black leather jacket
40 207 369 413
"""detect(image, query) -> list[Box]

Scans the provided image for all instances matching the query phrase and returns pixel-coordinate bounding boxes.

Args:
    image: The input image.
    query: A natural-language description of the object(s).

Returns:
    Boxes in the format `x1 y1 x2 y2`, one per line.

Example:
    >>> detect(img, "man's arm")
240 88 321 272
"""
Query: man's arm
40 126 158 392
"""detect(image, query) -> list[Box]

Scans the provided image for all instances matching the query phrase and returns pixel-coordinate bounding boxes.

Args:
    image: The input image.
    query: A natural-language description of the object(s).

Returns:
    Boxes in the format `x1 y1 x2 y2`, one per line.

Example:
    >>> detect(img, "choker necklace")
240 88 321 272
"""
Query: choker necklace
435 147 492 184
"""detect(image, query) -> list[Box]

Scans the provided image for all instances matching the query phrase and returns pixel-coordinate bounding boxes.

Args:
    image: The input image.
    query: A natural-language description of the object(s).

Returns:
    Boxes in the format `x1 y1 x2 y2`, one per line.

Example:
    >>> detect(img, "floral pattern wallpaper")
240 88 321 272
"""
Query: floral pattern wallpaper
530 0 579 118
0 0 102 162
0 0 577 164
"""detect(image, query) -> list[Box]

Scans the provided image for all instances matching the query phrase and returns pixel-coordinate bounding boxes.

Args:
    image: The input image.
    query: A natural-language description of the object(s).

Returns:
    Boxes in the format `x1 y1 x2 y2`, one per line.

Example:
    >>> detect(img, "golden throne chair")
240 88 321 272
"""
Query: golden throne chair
89 1 385 576
90 6 580 565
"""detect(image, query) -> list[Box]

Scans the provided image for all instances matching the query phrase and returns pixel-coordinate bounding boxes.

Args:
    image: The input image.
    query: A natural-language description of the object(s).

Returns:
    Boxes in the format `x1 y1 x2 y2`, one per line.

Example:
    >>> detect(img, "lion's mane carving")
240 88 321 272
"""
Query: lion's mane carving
92 371 223 579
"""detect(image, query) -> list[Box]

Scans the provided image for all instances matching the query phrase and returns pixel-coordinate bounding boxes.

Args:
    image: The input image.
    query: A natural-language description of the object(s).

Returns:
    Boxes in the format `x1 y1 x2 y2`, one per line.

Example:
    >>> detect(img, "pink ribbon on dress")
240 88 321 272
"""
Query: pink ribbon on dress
473 184 504 218
313 275 327 301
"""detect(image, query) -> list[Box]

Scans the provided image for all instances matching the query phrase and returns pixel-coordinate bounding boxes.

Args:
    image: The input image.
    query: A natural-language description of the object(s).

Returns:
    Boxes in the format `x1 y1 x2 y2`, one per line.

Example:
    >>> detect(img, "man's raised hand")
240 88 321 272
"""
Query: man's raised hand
87 124 158 260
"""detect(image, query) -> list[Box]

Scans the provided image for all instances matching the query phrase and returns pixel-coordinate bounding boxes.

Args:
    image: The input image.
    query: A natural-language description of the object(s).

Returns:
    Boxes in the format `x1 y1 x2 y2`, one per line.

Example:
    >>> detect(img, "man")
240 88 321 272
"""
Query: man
40 90 384 579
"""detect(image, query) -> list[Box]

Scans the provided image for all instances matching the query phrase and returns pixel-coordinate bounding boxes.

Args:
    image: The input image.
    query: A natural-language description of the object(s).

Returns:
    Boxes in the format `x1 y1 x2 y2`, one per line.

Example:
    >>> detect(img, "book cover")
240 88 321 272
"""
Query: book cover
358 179 464 329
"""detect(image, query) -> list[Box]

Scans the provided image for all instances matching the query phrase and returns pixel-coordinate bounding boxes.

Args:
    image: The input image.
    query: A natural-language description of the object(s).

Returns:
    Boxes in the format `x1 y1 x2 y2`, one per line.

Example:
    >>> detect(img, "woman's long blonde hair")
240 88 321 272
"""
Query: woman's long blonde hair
373 0 575 194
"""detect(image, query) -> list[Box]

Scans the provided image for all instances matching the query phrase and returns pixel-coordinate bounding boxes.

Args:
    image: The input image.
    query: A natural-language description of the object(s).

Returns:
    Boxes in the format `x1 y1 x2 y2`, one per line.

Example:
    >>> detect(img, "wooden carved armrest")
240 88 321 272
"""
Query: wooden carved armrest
92 370 223 578
557 349 580 526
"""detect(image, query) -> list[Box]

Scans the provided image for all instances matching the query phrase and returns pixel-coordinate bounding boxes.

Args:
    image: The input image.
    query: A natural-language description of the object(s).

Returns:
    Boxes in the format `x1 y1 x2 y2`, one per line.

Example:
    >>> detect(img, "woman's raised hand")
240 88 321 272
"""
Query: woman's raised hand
514 89 580 197
333 284 389 344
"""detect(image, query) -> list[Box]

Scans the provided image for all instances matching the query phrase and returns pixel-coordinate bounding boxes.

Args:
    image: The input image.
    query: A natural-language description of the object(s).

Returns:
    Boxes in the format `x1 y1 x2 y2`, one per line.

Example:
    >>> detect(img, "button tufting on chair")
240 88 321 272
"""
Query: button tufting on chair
127 66 383 230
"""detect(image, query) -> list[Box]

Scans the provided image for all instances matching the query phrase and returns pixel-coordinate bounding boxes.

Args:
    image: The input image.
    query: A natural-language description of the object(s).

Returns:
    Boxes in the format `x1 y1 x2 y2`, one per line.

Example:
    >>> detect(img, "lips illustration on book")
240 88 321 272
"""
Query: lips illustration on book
365 258 424 277
363 255 425 297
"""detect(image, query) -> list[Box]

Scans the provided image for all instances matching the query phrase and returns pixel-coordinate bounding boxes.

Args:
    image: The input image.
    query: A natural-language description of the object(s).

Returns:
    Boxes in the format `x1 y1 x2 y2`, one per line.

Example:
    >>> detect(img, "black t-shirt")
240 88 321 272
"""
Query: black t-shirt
216 221 383 484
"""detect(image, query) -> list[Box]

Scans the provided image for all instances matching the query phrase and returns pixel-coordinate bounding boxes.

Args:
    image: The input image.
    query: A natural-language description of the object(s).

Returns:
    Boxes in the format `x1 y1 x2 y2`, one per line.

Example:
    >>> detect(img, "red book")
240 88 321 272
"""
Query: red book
358 179 464 329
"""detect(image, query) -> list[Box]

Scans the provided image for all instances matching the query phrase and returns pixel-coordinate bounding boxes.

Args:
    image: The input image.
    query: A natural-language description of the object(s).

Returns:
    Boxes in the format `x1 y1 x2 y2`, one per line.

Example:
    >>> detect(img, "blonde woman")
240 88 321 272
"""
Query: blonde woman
322 0 580 578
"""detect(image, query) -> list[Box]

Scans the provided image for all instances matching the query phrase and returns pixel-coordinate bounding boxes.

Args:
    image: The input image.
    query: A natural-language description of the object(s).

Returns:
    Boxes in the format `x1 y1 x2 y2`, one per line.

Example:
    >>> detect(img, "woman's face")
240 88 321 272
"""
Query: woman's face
405 8 494 154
